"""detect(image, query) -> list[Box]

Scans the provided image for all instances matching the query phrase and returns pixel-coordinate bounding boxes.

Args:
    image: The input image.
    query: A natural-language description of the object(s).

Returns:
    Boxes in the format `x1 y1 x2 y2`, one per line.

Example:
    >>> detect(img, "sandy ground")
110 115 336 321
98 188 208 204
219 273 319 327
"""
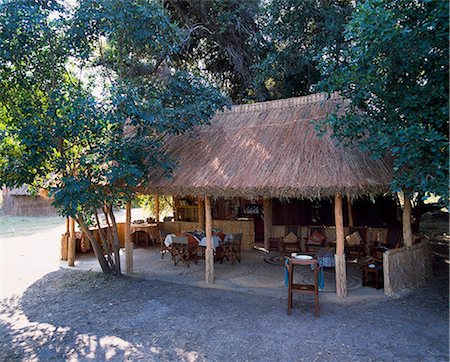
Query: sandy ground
0 215 448 361
0 223 65 299
0 266 448 361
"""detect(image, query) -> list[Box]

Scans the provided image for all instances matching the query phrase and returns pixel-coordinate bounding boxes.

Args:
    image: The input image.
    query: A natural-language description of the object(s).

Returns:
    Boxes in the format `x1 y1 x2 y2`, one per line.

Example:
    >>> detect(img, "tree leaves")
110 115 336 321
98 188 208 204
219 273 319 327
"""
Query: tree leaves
319 0 449 204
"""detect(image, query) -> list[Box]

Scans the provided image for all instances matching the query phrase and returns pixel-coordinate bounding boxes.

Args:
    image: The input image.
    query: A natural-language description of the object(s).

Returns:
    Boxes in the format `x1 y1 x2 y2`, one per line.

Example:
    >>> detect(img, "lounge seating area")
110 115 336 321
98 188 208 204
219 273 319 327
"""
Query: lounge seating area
271 225 409 259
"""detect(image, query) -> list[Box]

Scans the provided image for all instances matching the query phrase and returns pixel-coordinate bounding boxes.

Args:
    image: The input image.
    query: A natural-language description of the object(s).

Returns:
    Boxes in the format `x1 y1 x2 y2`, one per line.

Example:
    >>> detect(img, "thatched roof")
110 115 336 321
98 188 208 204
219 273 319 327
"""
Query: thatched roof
7 185 30 196
146 93 392 199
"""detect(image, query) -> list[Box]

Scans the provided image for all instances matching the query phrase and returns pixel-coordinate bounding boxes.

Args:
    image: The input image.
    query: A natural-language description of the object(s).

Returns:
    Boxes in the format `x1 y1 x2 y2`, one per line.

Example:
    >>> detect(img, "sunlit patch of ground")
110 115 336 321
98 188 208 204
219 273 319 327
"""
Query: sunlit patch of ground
0 218 65 299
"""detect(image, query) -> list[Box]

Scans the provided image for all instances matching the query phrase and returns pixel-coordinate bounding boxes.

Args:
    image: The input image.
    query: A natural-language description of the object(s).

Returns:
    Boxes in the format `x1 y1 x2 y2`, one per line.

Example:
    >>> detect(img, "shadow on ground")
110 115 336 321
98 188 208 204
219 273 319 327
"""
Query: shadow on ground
0 258 448 361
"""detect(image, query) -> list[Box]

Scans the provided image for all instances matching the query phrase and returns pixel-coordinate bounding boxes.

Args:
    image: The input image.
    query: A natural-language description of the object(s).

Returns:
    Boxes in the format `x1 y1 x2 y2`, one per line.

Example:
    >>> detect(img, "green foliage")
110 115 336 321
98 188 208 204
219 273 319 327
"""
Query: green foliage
0 0 229 273
166 0 261 102
319 0 449 204
138 195 173 221
253 0 352 99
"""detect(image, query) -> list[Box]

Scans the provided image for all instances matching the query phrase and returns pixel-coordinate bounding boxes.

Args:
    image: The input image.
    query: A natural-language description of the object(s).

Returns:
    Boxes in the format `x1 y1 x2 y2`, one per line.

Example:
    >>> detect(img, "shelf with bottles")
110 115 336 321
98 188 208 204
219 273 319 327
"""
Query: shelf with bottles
174 197 199 222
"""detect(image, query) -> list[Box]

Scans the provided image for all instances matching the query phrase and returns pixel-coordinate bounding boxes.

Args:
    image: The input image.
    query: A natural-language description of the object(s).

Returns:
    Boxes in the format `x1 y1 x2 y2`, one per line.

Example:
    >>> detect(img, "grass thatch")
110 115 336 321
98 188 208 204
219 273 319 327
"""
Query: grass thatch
145 93 392 199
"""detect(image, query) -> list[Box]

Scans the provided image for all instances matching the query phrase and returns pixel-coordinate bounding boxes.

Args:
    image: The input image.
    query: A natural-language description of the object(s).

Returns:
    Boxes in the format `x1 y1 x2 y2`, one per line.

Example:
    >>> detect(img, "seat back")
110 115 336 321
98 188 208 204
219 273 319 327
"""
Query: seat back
386 229 402 249
232 233 243 242
159 229 171 244
348 227 367 243
172 236 189 245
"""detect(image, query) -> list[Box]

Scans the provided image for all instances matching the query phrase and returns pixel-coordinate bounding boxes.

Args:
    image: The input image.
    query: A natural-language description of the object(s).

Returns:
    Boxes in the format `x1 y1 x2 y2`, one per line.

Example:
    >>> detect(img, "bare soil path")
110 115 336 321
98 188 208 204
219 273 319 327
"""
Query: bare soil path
0 262 448 361
0 212 448 361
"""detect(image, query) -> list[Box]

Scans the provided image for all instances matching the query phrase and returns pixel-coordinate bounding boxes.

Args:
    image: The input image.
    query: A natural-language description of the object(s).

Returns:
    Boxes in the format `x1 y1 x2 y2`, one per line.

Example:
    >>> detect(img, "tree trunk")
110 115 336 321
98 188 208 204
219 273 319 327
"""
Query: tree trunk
402 192 413 247
68 217 76 267
108 204 122 275
125 201 133 274
334 193 347 297
205 195 214 284
95 210 114 269
77 216 113 273
263 198 272 250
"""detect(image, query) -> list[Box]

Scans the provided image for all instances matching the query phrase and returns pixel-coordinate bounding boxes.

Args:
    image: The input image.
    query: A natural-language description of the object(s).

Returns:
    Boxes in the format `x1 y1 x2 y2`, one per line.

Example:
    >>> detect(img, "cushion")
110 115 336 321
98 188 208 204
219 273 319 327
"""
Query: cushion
345 231 362 246
213 232 226 241
283 232 298 243
309 230 325 245
182 232 199 245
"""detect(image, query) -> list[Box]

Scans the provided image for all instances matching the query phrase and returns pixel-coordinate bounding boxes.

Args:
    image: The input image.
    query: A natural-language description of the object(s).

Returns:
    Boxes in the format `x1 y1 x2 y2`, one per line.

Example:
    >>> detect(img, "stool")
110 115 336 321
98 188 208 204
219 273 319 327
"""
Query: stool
287 258 319 317
362 265 384 289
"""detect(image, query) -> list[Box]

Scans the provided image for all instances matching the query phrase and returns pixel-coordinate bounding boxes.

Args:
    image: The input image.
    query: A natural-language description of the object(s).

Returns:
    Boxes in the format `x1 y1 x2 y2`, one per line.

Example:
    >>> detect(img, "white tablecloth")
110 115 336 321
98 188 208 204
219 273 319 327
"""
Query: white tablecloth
164 234 177 247
198 236 221 250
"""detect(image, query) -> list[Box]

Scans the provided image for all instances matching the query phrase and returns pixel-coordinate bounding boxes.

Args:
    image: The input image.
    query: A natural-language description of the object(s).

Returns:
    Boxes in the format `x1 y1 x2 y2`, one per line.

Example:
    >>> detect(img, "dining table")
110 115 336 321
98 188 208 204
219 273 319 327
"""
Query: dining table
198 235 222 250
130 223 159 242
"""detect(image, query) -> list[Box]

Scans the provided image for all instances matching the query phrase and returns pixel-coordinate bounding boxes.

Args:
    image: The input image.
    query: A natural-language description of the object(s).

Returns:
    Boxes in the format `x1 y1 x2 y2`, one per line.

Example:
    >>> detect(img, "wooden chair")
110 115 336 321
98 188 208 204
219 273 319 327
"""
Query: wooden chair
132 230 150 248
305 226 326 253
231 233 243 264
287 258 319 317
171 236 198 267
370 228 403 262
160 230 172 259
345 227 366 261
280 232 300 254
219 240 233 264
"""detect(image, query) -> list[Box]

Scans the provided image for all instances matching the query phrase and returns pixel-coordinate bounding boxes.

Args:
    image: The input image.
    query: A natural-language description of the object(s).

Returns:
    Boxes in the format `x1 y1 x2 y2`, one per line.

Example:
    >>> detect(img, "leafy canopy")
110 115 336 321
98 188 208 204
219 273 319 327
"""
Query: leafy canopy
0 0 228 214
319 0 449 204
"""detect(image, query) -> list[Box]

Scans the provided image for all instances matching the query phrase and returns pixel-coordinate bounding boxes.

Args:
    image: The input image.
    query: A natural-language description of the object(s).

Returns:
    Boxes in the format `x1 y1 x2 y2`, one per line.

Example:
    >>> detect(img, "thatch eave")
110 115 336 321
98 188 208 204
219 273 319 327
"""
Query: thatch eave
144 93 392 200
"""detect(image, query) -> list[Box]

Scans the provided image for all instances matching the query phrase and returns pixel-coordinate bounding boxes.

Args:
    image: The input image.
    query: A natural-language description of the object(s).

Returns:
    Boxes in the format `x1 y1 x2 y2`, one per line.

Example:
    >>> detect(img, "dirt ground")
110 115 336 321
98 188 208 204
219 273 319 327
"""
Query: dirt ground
0 212 448 361
0 263 448 362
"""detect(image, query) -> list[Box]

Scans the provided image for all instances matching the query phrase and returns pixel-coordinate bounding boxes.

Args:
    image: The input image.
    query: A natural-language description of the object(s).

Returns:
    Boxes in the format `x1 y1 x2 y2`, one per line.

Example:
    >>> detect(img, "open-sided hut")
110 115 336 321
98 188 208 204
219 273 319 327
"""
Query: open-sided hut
143 92 393 296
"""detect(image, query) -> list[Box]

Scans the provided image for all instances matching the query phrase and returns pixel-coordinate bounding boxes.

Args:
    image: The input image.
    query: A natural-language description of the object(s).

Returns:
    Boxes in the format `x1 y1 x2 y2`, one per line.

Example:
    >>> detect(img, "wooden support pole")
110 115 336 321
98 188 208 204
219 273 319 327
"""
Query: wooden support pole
205 195 214 284
347 195 354 227
402 192 413 247
125 201 133 274
155 194 160 225
334 193 347 297
68 217 76 267
198 196 205 231
61 217 69 261
263 198 273 250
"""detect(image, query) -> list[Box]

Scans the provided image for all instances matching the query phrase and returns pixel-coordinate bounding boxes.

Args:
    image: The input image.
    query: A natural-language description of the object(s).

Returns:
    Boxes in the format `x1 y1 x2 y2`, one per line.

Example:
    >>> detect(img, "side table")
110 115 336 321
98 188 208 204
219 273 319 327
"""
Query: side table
362 265 384 289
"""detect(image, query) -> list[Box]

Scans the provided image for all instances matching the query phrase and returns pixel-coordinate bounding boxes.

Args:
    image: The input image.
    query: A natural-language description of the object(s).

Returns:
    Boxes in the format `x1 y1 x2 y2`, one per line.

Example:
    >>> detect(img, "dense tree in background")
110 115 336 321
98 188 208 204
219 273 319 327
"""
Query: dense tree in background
166 0 263 103
167 0 352 103
319 0 449 244
0 0 228 274
252 0 352 100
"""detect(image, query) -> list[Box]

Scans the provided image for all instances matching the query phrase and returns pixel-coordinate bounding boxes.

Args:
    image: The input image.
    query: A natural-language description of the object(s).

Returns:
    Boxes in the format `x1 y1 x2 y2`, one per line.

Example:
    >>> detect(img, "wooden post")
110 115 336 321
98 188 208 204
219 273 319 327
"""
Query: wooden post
402 192 413 247
61 217 69 260
205 195 214 284
347 195 354 227
125 201 133 274
68 217 76 267
263 198 273 250
155 194 160 225
334 193 347 297
198 196 205 231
